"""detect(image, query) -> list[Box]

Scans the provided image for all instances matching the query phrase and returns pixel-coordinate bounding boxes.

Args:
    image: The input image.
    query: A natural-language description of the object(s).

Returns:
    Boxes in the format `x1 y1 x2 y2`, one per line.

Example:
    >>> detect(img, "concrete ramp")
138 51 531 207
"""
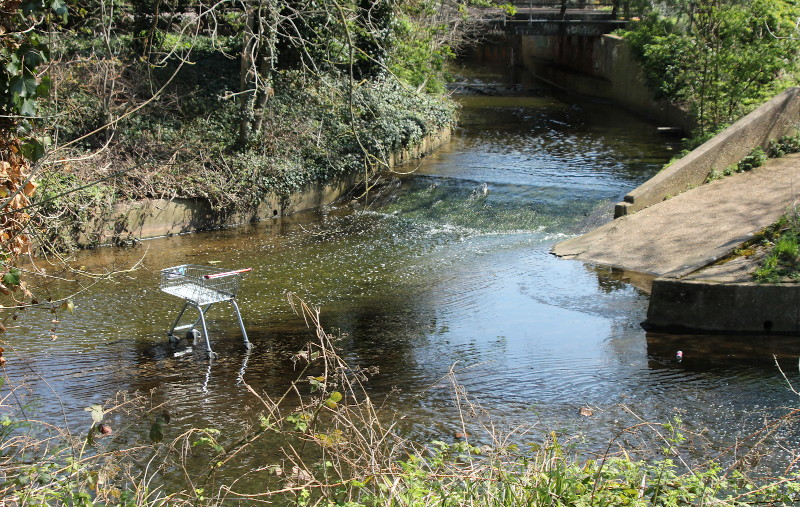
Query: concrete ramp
553 153 800 278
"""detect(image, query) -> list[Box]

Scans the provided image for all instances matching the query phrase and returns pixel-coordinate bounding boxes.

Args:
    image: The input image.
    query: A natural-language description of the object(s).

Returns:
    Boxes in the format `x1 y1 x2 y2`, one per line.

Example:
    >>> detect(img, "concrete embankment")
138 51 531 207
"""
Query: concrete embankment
468 32 692 130
80 128 451 246
615 87 800 217
553 153 800 277
518 33 692 132
553 87 800 334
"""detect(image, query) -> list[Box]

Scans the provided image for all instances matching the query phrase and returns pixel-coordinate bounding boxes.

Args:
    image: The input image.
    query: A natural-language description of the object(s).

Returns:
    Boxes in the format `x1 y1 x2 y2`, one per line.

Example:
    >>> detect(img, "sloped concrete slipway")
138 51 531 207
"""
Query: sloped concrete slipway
553 88 800 333
554 154 800 333
553 154 800 278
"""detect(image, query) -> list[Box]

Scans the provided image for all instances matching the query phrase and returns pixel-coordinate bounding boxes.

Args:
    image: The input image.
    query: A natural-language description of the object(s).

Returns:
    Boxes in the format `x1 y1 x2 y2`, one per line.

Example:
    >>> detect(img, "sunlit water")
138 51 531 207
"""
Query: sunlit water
5 86 800 488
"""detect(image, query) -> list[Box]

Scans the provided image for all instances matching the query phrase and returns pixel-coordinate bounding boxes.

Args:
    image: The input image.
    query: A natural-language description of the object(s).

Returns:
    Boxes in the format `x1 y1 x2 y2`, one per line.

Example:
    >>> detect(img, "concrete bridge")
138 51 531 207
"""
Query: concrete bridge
484 0 629 36
468 0 692 136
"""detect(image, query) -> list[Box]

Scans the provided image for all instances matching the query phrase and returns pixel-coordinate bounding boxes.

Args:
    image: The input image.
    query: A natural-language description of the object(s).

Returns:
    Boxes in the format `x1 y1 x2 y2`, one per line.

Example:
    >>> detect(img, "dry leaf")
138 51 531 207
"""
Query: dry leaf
22 180 37 197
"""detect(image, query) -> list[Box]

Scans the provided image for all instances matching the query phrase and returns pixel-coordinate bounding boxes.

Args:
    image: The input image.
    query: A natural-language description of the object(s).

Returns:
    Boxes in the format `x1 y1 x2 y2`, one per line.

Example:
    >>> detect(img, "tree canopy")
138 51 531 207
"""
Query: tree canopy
622 0 800 137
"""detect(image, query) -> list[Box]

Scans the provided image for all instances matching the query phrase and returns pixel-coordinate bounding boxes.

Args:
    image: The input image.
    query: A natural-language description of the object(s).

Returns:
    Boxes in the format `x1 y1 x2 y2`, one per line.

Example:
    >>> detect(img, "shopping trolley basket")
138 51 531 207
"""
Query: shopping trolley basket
160 264 253 359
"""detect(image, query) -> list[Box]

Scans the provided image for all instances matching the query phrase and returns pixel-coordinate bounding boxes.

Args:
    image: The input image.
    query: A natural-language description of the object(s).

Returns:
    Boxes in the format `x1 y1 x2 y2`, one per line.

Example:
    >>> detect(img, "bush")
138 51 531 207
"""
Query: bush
621 0 800 138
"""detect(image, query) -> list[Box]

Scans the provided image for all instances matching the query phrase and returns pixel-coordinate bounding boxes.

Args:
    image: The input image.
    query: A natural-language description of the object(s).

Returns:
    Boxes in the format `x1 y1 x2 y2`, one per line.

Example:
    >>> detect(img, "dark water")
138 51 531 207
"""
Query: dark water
5 90 800 488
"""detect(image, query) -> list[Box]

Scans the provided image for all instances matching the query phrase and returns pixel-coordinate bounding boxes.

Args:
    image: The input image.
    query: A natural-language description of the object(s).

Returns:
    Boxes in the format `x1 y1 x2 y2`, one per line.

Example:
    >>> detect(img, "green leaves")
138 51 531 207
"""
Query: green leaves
149 411 171 443
624 0 800 136
84 404 104 423
50 0 68 20
2 268 21 288
2 0 62 161
324 391 343 409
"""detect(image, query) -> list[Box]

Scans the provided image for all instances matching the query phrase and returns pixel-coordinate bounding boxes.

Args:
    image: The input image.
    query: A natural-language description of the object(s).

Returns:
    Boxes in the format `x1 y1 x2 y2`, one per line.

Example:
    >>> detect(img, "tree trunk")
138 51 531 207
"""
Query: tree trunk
239 2 258 145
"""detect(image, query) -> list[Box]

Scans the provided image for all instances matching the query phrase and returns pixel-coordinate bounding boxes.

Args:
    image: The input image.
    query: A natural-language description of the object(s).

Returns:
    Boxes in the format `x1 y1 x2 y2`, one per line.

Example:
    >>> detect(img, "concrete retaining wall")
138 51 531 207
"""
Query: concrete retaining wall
616 87 800 218
518 34 692 131
81 127 452 246
646 278 800 334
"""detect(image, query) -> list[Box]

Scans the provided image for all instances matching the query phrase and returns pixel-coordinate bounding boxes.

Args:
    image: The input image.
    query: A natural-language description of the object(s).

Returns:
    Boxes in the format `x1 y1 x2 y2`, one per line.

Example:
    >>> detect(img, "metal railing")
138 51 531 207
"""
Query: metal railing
506 0 630 20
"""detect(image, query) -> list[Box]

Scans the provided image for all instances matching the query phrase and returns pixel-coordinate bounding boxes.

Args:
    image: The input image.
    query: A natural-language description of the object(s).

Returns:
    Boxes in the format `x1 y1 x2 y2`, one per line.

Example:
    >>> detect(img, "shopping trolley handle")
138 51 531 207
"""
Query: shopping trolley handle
203 268 253 279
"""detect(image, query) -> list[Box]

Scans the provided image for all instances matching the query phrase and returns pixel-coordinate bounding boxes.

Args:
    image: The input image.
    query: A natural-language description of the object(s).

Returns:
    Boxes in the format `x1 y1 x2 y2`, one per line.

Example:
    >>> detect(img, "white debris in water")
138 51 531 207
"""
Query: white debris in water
173 347 193 358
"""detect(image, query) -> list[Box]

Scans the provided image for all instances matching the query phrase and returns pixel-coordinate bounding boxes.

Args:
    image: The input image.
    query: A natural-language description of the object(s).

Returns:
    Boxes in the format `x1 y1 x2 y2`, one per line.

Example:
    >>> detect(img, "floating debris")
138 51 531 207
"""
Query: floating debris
174 347 193 358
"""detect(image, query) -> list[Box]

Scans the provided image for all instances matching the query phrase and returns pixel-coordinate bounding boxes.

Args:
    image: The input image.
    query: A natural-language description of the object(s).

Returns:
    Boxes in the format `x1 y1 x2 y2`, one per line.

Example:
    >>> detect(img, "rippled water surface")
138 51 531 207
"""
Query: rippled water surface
7 88 800 485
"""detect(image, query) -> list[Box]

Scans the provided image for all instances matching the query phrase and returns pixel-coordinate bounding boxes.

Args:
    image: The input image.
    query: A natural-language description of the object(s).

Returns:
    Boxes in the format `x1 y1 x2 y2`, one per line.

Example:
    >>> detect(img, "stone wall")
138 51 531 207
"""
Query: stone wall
81 127 452 246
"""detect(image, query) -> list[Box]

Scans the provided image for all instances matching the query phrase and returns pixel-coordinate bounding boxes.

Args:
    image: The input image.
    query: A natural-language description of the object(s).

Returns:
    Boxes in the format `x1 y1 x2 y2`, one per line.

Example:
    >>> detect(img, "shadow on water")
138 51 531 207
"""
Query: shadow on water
648 331 800 367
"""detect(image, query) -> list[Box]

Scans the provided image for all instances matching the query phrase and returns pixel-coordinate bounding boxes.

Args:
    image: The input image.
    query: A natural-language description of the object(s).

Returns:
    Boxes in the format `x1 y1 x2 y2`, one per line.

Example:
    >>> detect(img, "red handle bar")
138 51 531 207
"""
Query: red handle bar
203 268 253 279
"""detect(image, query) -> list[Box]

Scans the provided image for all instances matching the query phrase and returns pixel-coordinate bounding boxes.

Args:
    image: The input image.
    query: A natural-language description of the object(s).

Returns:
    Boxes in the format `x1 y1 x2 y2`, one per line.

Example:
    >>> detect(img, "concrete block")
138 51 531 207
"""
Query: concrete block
646 278 800 334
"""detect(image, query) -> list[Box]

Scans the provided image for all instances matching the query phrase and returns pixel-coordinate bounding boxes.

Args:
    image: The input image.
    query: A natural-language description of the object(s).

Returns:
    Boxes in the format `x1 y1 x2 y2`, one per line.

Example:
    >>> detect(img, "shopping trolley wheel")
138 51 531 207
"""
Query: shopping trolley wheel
244 341 254 351
207 351 218 361
186 328 201 343
168 333 180 345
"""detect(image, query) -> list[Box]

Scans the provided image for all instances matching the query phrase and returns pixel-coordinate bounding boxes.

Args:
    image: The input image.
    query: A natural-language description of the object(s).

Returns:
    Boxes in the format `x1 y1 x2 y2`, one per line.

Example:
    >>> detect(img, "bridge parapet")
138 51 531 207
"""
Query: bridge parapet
497 18 627 36
508 0 626 18
480 0 630 36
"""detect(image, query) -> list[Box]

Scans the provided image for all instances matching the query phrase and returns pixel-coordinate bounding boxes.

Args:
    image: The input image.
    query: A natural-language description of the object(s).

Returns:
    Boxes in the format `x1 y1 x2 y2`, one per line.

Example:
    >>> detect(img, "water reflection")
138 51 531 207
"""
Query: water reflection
647 331 800 366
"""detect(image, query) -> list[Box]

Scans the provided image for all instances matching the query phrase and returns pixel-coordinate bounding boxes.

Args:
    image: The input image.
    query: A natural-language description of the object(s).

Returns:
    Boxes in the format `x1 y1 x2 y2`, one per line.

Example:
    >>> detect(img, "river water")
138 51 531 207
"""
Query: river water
5 80 800 489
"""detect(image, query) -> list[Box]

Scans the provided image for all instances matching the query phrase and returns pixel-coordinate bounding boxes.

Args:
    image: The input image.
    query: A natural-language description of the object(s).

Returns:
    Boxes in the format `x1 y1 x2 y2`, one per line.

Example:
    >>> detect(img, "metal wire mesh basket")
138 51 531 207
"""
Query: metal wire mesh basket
160 264 250 306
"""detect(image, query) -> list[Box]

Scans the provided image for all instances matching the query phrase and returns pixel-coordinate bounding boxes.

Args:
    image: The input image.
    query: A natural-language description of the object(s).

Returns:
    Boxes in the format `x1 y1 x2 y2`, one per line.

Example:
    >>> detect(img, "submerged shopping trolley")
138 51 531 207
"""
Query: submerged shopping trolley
160 264 253 359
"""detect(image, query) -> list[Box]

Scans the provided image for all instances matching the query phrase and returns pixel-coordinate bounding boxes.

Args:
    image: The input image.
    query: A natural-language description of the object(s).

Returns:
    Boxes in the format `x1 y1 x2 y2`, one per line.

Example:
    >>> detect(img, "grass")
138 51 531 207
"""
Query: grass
754 211 800 283
3 295 800 505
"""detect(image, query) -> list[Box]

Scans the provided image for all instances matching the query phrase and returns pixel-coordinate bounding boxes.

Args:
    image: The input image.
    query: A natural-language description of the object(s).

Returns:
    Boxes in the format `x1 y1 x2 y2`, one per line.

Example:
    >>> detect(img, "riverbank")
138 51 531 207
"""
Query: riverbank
75 127 452 246
33 71 457 251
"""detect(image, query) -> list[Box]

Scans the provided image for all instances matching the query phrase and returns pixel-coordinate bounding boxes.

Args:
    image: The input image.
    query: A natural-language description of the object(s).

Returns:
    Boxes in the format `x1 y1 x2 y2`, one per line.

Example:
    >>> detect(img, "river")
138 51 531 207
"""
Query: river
5 76 800 493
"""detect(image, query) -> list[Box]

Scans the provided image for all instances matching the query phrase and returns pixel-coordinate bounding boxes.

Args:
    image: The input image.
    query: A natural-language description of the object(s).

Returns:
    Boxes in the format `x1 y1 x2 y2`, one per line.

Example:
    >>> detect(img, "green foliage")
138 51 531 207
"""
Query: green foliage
1 0 66 161
622 0 800 137
0 387 169 506
755 211 800 283
706 138 798 183
34 0 458 252
736 146 767 172
389 12 454 93
334 435 800 506
32 170 114 251
36 47 455 246
767 134 800 158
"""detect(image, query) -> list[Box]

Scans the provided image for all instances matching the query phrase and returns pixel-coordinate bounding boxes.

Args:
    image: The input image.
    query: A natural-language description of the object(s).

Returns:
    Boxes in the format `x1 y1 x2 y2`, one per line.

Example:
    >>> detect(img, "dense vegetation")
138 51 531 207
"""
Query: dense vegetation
621 0 800 139
1 0 477 266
